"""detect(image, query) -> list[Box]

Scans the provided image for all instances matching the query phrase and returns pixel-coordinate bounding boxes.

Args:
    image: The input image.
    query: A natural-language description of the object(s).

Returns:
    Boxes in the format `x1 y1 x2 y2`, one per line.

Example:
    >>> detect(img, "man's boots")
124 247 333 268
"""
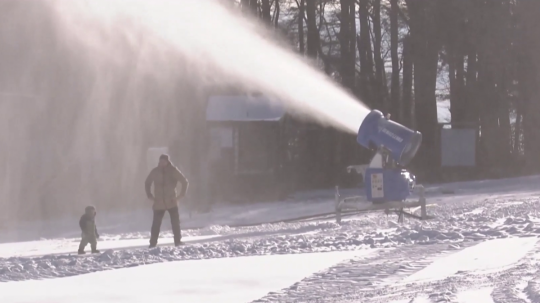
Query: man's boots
78 242 86 254
174 237 183 247
91 243 100 254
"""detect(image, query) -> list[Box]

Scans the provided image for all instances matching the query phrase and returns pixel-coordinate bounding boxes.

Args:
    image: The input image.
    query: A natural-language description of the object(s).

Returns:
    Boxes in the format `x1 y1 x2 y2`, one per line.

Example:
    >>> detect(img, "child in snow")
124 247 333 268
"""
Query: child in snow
78 205 100 254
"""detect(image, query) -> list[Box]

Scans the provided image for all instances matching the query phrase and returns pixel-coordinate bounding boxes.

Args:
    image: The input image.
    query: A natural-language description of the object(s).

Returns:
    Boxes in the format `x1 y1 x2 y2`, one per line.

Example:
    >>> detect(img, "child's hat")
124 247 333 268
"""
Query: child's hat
85 205 96 213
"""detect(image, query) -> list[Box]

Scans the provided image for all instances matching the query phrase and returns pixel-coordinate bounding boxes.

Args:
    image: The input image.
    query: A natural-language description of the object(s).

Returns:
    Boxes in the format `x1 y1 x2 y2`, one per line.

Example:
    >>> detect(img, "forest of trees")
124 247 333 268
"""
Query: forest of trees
228 0 540 187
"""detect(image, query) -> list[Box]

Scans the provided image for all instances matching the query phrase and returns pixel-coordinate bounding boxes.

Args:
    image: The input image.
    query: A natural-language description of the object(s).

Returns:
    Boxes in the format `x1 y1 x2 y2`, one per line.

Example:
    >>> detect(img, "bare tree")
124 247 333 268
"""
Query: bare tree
405 0 440 171
339 0 354 89
390 0 401 121
402 34 413 128
261 0 271 24
372 0 387 111
358 0 374 104
297 0 305 54
306 0 319 59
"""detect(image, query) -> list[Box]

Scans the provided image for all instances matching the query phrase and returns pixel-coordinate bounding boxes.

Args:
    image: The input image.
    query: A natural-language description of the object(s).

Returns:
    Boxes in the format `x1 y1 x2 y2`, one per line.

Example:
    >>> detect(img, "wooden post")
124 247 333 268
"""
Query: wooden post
417 185 427 219
335 186 341 224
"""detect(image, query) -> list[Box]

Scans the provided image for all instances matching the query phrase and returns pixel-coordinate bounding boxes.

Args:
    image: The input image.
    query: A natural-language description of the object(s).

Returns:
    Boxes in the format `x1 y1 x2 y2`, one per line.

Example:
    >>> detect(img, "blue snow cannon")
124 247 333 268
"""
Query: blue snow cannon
356 110 422 203
357 110 422 166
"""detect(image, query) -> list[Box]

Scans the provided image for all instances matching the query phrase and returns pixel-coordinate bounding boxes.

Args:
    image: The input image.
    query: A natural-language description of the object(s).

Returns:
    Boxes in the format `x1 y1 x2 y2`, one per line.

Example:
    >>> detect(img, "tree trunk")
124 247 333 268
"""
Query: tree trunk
358 0 373 104
349 0 357 76
497 77 511 165
447 19 467 127
306 0 319 59
337 0 358 172
448 49 456 123
454 54 466 124
517 0 540 170
477 55 501 170
372 0 386 112
261 0 271 25
250 0 259 15
407 0 440 172
274 0 280 28
390 0 401 121
448 47 468 127
305 0 326 187
402 35 413 128
241 0 250 12
339 0 354 89
465 49 478 124
513 103 522 156
298 0 305 54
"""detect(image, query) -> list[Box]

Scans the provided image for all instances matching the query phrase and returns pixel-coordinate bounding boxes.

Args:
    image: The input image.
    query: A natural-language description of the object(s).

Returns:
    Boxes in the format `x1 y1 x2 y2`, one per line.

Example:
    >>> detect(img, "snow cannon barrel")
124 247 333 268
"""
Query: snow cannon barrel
357 110 422 166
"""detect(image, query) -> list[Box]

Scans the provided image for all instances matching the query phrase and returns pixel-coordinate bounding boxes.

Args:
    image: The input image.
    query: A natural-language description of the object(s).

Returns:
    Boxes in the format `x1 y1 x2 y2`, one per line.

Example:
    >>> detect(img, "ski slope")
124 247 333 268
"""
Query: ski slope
1 175 540 302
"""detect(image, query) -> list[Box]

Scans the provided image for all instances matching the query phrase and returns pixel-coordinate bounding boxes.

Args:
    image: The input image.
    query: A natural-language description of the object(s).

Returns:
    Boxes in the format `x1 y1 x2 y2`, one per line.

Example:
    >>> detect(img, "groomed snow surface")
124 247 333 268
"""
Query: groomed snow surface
2 176 540 302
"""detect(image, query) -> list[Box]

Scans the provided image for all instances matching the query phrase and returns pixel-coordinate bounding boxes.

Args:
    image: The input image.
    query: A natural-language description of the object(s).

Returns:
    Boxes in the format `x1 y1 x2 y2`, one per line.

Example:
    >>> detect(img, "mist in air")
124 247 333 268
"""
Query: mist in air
0 0 369 228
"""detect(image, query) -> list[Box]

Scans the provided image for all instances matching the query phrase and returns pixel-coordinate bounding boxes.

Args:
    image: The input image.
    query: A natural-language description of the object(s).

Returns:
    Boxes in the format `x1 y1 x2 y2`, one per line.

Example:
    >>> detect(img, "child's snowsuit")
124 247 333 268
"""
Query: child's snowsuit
78 206 100 254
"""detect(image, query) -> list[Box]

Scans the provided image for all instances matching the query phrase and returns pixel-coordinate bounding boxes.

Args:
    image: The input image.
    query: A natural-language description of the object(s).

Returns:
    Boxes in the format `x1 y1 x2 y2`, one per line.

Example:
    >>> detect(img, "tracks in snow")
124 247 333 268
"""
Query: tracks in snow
255 237 540 303
254 195 540 303
2 189 540 303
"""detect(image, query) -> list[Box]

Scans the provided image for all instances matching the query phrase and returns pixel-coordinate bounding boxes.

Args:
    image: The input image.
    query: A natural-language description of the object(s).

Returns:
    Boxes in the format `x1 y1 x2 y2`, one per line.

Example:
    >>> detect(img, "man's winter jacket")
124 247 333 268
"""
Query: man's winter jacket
145 164 189 211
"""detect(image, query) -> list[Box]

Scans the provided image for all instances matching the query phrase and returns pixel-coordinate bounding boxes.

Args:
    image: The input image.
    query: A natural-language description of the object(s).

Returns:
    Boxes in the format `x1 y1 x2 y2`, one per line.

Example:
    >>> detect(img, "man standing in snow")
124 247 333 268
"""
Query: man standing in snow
145 154 189 248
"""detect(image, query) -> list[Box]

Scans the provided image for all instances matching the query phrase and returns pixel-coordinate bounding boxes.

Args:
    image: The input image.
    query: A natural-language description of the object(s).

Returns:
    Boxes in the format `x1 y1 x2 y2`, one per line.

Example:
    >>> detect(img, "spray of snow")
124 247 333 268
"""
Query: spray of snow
0 0 369 224
53 0 369 133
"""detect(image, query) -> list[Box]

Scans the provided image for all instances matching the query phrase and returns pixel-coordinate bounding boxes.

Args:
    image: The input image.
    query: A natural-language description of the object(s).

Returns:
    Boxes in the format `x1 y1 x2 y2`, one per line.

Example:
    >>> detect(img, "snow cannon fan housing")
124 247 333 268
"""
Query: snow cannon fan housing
357 110 422 166
357 110 422 203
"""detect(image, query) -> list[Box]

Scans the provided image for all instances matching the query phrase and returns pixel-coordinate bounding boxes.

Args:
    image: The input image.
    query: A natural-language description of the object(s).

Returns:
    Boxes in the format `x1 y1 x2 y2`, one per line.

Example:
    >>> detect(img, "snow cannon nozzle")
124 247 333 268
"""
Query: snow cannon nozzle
357 109 422 166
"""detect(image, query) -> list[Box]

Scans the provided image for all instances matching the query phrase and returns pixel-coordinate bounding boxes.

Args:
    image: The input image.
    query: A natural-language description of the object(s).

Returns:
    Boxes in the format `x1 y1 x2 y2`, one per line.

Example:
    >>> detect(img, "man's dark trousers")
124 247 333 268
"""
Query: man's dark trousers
150 207 181 247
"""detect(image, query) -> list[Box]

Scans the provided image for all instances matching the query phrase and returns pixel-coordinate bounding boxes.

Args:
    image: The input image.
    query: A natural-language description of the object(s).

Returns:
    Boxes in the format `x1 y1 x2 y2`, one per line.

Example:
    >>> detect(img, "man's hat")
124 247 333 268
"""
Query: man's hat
159 154 170 161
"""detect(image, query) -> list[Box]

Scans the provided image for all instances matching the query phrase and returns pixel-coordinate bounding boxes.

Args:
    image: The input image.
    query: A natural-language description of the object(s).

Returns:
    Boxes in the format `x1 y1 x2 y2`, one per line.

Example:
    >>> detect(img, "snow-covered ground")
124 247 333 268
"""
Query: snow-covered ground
1 251 363 303
1 175 540 302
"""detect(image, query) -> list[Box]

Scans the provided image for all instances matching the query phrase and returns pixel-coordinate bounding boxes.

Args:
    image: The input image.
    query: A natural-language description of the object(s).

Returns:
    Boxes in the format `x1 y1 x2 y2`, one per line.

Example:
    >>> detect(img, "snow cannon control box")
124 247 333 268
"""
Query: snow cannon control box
356 110 422 203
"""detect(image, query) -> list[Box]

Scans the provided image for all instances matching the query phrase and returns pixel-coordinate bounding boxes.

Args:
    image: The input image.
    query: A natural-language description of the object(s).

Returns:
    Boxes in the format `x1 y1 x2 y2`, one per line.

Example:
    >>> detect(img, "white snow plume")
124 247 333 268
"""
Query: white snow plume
53 0 370 132
0 0 368 225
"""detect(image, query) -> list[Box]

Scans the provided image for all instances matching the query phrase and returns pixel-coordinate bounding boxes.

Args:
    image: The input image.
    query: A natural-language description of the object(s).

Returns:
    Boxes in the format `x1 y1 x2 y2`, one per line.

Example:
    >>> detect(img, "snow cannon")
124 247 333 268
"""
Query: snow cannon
334 110 430 223
357 110 422 167
356 110 422 203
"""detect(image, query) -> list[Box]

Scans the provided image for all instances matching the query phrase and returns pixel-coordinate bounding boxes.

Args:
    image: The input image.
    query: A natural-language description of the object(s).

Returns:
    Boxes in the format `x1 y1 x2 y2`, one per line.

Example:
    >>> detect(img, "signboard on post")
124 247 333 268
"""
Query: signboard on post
440 128 476 167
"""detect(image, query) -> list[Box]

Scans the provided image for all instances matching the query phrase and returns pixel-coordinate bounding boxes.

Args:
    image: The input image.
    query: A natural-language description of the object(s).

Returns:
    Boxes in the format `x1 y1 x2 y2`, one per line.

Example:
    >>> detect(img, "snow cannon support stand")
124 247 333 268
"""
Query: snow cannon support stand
335 110 431 223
